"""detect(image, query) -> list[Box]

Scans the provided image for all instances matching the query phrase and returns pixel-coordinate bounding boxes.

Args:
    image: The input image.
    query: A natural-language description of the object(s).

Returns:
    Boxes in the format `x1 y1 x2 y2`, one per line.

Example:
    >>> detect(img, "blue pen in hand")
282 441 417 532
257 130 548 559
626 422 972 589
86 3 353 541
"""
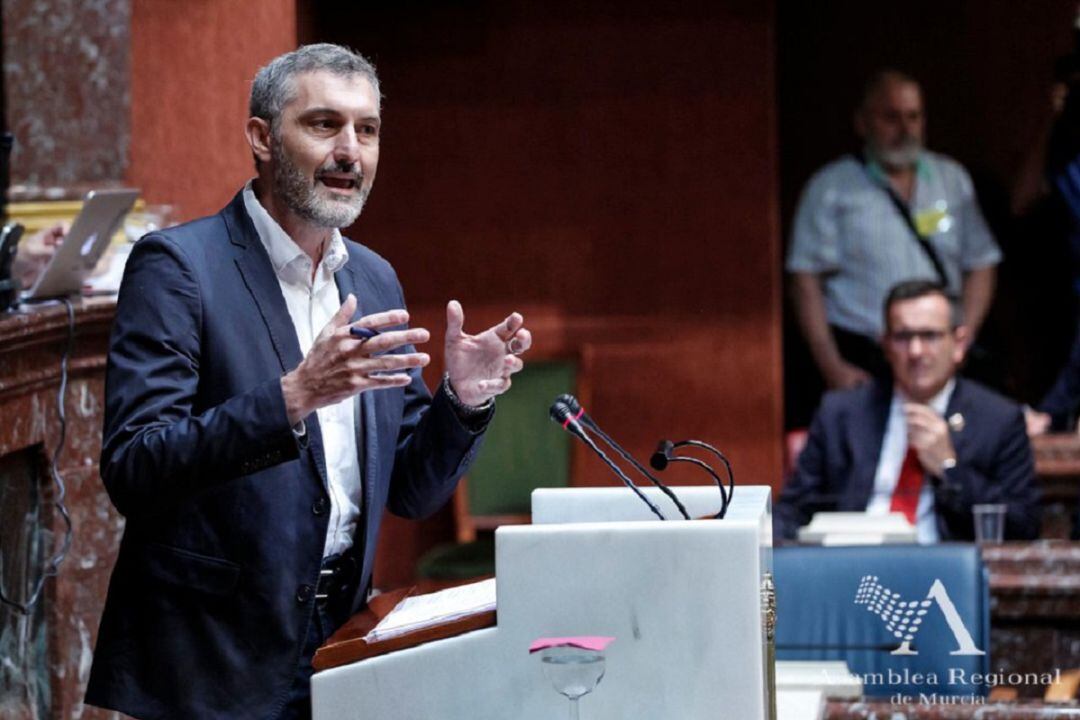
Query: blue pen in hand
349 325 398 369
349 326 380 340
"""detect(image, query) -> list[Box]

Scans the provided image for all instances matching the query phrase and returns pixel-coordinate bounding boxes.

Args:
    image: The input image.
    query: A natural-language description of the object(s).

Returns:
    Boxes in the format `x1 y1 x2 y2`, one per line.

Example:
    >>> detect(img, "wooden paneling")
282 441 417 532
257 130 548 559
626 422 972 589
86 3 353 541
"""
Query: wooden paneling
304 2 780 319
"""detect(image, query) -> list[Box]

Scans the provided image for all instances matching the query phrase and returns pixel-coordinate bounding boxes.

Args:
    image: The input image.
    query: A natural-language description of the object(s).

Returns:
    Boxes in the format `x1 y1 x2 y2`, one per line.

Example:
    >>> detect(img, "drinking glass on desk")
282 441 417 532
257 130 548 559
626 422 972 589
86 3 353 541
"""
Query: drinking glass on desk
540 646 606 720
973 503 1006 544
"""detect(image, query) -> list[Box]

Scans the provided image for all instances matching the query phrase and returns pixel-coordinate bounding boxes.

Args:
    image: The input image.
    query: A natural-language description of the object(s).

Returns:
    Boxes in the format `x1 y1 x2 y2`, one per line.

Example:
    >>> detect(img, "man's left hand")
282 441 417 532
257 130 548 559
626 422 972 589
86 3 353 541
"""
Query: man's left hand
444 300 531 407
904 403 956 478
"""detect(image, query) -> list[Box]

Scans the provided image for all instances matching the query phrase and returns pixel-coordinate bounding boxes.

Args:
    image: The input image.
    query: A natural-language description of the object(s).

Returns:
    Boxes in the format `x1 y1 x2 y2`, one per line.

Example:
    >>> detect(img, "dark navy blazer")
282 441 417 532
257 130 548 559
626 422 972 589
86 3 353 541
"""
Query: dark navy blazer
775 378 1041 542
1039 325 1080 429
86 192 484 720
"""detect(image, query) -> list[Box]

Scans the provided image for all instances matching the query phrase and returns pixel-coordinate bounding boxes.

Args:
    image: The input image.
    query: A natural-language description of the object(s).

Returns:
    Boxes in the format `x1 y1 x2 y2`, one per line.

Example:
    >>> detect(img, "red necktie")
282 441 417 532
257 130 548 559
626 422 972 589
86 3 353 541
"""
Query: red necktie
890 447 923 524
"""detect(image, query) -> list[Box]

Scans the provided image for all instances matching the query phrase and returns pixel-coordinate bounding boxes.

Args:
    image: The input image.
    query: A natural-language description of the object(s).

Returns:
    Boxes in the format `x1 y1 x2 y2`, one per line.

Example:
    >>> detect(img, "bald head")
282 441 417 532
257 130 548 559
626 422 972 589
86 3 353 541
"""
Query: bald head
860 70 920 112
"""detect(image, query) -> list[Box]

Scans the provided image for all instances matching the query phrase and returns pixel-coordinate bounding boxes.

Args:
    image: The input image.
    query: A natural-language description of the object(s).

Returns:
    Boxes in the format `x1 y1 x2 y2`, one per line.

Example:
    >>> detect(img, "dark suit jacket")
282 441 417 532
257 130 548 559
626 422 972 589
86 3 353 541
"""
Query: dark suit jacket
86 192 485 720
775 378 1041 542
1039 324 1080 429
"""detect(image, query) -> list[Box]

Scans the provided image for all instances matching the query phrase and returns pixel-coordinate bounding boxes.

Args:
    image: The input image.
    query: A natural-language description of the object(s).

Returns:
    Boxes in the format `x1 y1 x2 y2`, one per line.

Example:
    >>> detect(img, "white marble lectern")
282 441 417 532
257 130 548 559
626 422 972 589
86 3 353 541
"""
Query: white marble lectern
312 485 774 720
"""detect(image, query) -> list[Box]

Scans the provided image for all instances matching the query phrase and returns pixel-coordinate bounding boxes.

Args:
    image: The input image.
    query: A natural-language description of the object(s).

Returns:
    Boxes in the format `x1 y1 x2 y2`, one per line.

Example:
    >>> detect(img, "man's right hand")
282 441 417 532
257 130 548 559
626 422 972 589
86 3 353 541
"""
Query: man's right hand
823 359 871 390
280 294 431 426
790 272 871 392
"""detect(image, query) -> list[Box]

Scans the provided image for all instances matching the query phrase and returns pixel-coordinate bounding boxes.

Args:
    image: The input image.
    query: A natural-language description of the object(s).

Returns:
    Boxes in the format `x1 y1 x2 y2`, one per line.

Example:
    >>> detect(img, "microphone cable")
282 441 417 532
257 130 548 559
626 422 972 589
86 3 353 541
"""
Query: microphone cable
652 439 735 519
550 400 666 520
556 394 690 520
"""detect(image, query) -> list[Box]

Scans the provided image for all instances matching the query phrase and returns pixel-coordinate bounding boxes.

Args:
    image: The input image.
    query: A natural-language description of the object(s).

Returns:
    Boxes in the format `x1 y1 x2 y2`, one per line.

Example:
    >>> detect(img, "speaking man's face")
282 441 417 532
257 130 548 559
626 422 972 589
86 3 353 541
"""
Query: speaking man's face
270 70 380 229
883 294 966 403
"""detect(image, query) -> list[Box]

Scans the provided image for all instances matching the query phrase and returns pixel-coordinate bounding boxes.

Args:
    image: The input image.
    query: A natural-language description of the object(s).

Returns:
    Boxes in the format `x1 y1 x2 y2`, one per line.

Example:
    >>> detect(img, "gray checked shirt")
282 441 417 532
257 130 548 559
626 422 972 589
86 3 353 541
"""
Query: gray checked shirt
786 151 1000 338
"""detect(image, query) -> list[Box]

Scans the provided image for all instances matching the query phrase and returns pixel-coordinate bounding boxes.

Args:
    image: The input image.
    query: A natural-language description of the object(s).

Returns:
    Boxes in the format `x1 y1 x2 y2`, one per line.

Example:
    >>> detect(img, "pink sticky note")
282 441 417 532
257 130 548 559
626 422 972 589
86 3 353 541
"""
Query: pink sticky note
529 636 615 653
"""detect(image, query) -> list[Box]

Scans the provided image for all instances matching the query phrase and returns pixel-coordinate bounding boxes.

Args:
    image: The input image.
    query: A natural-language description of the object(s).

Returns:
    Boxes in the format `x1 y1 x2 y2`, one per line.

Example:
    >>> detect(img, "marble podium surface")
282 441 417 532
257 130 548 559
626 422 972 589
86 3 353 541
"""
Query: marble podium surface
312 485 774 720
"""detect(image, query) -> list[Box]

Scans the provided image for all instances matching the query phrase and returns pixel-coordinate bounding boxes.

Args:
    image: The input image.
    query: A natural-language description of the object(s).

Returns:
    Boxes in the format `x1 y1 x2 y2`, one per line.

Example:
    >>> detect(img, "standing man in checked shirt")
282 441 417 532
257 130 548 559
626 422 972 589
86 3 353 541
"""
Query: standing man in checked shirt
786 70 1000 413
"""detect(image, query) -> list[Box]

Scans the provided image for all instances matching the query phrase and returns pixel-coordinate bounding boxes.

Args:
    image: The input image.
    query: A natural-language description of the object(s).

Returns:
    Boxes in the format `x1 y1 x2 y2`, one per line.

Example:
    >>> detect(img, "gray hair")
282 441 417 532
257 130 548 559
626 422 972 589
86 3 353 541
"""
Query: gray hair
250 43 381 133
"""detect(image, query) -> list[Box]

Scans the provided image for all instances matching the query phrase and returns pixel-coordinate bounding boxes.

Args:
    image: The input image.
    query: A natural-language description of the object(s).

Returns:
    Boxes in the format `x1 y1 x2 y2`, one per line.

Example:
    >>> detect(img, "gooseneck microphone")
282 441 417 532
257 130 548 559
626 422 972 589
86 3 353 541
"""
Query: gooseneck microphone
556 394 690 520
549 400 666 521
652 439 735 519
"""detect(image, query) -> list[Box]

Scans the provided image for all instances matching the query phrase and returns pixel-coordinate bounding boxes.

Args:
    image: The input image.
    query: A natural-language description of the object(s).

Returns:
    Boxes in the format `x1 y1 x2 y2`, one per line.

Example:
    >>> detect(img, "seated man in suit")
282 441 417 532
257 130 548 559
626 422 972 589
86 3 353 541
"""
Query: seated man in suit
776 280 1041 542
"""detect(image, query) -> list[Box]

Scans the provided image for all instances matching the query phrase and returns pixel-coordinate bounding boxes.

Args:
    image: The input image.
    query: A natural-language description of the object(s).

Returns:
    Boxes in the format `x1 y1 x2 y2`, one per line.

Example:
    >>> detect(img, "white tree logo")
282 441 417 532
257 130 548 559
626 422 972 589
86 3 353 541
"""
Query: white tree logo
854 575 985 656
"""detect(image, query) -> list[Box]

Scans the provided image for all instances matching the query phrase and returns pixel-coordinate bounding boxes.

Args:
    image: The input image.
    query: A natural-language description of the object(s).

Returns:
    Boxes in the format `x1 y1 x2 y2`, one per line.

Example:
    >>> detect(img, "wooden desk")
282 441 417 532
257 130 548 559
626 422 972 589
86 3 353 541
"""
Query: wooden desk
0 298 121 720
826 699 1080 718
981 541 1080 700
1032 434 1080 539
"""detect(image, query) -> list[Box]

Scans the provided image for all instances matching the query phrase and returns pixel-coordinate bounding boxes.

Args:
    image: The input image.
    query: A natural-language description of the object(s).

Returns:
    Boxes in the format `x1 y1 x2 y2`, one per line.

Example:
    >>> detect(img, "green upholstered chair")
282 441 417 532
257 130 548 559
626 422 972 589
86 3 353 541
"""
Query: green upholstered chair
417 361 575 581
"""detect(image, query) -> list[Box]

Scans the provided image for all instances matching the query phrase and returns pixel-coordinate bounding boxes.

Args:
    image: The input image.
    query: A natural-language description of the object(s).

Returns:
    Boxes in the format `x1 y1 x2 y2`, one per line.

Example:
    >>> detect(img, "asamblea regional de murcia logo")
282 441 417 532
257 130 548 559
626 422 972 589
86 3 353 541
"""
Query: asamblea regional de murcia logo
854 575 985 657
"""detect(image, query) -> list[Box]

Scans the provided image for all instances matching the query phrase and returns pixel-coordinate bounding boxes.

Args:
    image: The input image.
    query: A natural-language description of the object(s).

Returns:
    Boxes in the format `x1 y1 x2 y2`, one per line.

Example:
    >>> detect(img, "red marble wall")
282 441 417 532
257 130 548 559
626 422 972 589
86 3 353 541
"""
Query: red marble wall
127 0 297 221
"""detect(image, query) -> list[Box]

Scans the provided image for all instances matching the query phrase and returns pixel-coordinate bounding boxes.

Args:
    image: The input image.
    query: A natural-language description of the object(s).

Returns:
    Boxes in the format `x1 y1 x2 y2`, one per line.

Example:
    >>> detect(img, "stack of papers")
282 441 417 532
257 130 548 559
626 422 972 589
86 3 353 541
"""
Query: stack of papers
797 512 917 545
365 578 496 643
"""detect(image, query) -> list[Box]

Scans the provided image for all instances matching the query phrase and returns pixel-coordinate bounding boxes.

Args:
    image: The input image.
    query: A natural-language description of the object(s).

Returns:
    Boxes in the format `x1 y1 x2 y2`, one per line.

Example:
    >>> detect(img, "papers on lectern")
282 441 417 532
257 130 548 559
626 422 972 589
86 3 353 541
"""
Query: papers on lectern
797 511 917 545
365 578 497 643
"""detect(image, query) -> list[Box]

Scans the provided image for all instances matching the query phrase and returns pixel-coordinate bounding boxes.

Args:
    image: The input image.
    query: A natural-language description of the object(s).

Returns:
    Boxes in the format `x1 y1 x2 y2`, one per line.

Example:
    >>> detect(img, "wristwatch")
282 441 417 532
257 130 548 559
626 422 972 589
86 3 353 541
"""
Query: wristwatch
442 373 494 418
291 419 307 438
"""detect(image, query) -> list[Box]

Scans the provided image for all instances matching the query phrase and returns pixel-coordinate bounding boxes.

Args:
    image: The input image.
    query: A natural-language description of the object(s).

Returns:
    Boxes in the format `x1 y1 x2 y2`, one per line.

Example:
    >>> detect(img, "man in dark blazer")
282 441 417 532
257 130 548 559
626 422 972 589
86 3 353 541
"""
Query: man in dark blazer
776 280 1040 543
1027 330 1080 434
86 45 531 720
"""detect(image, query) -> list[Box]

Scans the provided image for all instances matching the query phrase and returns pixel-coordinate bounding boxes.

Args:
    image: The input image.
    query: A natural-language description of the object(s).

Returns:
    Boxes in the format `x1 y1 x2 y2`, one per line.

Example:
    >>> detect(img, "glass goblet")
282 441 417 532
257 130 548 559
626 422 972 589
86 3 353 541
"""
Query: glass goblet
540 646 606 720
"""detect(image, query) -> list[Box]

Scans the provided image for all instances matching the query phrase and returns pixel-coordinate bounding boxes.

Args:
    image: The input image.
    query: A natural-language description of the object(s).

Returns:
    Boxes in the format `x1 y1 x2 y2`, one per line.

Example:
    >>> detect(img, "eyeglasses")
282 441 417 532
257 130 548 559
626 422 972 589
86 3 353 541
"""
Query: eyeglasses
886 329 950 347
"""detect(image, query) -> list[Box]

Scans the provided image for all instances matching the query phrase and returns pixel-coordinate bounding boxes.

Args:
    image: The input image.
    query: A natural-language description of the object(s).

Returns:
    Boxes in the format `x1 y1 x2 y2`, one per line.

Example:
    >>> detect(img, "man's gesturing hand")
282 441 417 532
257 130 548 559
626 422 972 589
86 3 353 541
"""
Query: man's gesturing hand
904 403 956 478
281 294 431 426
444 300 531 407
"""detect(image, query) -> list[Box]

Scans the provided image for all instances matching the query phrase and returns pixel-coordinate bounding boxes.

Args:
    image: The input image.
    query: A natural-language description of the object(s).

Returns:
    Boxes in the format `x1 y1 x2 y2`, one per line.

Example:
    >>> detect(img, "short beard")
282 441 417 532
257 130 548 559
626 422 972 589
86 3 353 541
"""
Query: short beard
271 138 369 229
869 138 922 170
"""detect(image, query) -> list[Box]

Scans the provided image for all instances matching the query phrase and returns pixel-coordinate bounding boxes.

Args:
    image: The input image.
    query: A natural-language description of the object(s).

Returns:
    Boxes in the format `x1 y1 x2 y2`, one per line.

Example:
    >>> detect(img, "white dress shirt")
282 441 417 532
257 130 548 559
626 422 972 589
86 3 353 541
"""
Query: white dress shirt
242 181 362 558
867 379 956 544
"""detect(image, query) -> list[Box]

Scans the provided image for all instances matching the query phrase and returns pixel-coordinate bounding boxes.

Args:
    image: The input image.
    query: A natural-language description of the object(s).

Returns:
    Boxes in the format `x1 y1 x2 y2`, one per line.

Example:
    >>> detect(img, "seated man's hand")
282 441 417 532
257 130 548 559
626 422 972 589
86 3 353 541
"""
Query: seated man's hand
443 300 531 407
1024 407 1051 437
904 403 956 478
281 294 431 425
12 223 65 289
